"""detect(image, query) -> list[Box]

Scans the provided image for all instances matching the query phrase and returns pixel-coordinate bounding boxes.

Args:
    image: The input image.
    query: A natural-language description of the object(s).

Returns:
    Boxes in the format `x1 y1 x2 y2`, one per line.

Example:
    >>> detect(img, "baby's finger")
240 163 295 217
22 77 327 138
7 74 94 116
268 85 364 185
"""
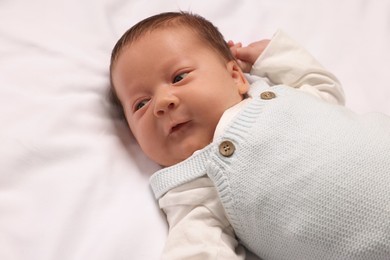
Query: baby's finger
228 41 242 48
229 41 243 58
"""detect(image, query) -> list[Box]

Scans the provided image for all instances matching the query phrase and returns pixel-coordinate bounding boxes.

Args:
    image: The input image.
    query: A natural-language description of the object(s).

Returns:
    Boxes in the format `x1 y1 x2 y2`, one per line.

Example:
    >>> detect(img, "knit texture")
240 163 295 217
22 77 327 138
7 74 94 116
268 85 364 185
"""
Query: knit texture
150 81 390 259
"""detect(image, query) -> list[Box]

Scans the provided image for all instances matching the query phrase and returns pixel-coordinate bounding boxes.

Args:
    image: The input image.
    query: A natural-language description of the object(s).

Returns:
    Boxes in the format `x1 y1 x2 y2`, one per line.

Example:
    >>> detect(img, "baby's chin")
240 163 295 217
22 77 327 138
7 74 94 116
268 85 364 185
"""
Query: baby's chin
160 142 210 167
152 133 214 167
159 150 197 167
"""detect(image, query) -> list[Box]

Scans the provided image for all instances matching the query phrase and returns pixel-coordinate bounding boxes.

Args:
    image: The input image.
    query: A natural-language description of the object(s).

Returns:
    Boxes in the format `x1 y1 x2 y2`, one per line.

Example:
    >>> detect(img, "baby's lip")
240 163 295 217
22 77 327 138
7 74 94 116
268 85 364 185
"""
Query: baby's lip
168 120 191 136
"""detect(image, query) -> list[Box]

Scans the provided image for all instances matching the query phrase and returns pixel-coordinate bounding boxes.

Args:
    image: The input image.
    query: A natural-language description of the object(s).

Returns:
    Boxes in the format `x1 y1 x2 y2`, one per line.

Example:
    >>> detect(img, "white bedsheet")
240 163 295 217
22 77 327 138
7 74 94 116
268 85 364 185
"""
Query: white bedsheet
1 0 389 259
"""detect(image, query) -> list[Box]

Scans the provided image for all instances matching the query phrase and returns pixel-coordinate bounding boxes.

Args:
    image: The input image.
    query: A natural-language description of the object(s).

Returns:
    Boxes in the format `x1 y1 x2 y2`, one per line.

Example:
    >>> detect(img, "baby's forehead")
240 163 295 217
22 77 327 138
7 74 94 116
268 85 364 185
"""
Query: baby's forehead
114 23 227 71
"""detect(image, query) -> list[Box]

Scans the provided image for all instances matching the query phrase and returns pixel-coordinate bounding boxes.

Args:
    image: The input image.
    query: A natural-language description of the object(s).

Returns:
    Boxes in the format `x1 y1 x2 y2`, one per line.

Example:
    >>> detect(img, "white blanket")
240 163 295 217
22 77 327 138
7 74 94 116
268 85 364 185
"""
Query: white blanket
1 0 389 259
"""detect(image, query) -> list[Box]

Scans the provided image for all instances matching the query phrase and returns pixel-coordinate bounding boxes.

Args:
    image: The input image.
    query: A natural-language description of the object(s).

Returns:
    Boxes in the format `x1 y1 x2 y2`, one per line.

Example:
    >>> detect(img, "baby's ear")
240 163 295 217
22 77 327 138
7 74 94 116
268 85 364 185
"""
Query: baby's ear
227 60 249 95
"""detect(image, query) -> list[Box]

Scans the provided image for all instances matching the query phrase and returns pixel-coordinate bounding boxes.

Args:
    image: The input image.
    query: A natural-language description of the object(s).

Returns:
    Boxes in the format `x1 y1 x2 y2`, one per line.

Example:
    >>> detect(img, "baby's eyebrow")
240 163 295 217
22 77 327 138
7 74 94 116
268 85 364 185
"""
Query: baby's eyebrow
160 55 190 72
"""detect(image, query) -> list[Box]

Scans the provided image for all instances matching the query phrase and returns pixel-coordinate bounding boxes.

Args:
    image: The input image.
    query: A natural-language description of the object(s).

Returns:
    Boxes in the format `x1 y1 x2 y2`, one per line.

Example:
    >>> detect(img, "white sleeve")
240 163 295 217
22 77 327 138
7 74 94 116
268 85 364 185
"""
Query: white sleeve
250 30 345 105
158 177 245 260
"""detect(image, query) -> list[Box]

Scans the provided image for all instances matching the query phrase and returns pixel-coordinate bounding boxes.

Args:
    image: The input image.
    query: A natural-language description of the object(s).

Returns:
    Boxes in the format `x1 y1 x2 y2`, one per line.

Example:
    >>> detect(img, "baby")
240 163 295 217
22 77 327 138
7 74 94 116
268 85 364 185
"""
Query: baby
110 11 390 260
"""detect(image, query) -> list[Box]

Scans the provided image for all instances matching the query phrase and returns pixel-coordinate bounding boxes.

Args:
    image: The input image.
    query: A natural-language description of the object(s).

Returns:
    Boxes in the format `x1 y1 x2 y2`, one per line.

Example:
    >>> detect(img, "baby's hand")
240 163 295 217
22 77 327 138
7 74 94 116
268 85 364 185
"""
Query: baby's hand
228 39 270 73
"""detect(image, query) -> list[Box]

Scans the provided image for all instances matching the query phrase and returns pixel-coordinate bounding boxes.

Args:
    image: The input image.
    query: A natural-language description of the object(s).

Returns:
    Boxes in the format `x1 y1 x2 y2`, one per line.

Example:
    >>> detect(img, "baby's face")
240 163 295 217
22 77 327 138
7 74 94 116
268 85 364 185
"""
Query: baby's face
111 26 248 166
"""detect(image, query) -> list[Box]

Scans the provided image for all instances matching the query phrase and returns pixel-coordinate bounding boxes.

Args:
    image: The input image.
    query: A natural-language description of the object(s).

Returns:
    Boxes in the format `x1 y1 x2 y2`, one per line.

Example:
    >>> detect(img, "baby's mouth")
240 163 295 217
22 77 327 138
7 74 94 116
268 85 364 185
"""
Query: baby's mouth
169 121 190 135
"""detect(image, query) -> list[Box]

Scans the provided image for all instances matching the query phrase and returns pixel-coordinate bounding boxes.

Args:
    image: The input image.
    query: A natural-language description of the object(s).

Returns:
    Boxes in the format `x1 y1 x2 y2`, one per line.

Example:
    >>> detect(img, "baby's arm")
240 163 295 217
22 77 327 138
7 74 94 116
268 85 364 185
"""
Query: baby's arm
231 30 345 105
159 177 245 260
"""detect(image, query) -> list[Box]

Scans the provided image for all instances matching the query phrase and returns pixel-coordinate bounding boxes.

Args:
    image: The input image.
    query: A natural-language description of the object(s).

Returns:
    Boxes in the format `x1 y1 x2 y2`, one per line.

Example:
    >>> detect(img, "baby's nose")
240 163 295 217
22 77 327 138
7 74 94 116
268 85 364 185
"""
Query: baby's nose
153 90 179 117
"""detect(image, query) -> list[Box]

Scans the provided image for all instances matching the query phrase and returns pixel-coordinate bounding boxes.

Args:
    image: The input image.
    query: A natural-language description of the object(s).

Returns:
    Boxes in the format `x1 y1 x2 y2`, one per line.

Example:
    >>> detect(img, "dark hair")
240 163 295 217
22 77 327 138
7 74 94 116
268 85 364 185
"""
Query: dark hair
109 11 235 121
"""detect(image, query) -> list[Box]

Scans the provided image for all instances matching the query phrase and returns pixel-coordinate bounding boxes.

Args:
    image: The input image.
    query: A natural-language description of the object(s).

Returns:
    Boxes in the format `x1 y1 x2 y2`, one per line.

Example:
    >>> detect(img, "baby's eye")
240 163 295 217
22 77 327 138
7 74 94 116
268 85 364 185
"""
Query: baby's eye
172 72 188 83
135 99 150 111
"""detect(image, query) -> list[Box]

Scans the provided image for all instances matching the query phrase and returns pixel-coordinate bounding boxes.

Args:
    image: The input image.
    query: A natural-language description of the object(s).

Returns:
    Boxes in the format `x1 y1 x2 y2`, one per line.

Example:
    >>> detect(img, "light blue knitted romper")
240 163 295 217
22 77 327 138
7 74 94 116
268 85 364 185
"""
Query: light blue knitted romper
151 80 390 260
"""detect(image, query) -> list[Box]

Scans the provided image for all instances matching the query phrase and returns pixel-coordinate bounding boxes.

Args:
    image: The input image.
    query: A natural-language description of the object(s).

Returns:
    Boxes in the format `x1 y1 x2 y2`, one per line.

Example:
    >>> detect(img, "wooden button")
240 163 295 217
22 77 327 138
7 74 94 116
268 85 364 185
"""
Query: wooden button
219 141 235 157
260 91 276 100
